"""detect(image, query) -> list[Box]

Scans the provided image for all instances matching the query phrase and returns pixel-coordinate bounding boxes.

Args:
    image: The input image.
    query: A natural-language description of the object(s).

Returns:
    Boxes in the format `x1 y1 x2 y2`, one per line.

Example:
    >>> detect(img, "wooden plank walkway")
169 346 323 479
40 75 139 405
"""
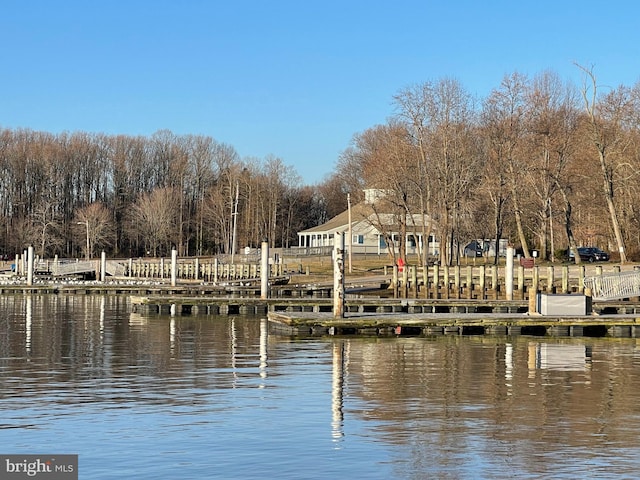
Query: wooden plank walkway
267 310 640 338
2 273 639 339
126 292 640 340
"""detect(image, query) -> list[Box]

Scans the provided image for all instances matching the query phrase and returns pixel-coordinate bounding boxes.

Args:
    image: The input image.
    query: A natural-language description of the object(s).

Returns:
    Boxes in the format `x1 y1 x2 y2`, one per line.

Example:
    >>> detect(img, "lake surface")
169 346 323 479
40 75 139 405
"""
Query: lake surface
1 294 640 479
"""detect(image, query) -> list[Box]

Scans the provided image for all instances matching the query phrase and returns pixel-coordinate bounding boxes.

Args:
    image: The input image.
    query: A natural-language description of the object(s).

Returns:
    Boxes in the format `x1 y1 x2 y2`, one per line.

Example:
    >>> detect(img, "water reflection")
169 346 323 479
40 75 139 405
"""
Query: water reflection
331 341 345 444
259 317 268 383
529 342 593 371
2 295 640 479
25 295 32 355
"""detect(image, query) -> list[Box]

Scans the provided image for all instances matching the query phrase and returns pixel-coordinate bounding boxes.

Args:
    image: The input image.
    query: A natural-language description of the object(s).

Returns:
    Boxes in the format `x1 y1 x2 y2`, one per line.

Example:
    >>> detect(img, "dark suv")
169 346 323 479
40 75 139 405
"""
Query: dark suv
571 247 609 262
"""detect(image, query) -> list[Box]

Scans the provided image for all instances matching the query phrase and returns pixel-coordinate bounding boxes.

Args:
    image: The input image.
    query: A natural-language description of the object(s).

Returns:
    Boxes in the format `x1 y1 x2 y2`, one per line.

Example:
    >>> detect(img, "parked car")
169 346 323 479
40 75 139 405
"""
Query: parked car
569 247 609 262
463 240 483 257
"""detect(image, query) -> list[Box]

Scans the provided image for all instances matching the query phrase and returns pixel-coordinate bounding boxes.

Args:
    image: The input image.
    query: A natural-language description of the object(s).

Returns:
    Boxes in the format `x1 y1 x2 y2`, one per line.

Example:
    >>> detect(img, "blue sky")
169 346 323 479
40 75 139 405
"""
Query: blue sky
1 1 638 185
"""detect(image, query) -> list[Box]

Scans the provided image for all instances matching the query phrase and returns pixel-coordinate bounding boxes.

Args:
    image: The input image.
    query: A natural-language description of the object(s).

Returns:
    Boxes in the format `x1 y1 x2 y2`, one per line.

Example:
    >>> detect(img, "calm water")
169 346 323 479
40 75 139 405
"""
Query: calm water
1 295 640 479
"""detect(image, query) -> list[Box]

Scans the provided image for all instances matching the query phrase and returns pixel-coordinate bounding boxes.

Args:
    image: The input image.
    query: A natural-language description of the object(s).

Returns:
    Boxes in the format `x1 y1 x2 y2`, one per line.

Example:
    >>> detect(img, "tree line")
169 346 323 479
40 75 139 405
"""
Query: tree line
334 66 640 265
3 65 640 265
0 129 329 259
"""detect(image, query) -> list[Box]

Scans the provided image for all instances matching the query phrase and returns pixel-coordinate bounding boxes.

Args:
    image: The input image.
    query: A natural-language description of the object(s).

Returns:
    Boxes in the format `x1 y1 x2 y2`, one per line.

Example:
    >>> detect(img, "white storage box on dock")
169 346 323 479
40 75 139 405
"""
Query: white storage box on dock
537 293 590 316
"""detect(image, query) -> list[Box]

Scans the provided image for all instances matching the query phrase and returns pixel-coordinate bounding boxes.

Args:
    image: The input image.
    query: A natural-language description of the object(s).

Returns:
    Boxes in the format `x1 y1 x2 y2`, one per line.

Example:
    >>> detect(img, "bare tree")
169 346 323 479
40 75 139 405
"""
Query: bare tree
525 71 579 261
130 188 177 257
316 175 349 221
393 83 435 269
201 186 229 254
394 78 481 265
429 79 482 265
74 202 114 259
7 216 38 257
345 123 420 265
577 64 631 263
482 72 532 258
31 200 63 257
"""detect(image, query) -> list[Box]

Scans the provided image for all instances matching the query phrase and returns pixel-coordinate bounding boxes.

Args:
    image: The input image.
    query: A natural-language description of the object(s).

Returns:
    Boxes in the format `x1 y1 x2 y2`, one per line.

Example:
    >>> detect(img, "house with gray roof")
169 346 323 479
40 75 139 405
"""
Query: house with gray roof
296 189 439 258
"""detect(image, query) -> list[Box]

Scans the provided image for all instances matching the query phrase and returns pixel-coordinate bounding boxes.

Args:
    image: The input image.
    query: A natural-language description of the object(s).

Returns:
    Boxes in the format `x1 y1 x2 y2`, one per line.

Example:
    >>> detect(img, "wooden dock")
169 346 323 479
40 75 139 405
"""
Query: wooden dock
3 275 639 339
124 292 640 339
266 310 640 339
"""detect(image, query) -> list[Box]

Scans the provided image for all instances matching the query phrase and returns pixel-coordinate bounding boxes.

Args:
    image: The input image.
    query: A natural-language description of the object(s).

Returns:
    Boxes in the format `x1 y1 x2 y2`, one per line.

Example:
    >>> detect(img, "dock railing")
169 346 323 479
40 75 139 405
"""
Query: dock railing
583 270 640 301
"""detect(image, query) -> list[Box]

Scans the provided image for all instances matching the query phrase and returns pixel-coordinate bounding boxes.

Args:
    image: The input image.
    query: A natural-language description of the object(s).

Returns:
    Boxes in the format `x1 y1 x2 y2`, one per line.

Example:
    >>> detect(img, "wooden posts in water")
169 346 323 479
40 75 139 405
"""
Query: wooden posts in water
432 264 439 299
26 246 34 286
100 251 106 282
333 231 345 318
443 265 450 299
527 266 540 314
402 263 409 298
261 240 269 299
562 265 569 293
125 256 284 284
411 266 418 298
505 246 514 300
171 249 177 287
387 261 601 302
578 266 585 293
392 265 399 298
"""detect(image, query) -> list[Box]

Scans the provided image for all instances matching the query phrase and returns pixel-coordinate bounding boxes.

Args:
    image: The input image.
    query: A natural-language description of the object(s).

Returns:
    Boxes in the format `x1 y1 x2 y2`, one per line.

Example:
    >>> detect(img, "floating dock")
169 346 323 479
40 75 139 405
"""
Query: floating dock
266 310 640 338
124 293 640 338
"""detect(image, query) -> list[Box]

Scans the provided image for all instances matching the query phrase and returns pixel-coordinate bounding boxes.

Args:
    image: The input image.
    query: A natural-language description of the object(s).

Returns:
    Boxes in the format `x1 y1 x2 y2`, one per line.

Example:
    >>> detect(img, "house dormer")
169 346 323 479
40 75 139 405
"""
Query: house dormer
364 188 391 204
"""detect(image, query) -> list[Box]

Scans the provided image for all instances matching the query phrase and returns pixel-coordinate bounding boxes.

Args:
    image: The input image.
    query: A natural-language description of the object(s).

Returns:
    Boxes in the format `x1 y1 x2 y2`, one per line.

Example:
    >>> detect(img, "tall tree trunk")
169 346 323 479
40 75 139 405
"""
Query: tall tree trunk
510 185 530 258
599 149 627 263
493 195 505 266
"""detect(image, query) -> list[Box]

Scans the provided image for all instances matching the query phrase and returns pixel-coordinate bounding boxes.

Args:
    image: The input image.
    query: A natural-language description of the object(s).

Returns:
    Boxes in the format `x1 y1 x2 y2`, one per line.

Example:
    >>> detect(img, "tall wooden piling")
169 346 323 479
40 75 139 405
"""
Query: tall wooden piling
491 265 498 300
333 231 345 318
443 265 450 299
101 251 106 282
393 265 399 298
402 263 408 298
261 240 269 299
171 249 177 287
410 266 418 297
432 264 440 299
547 266 554 293
518 264 525 300
562 265 569 293
505 246 514 300
26 246 34 286
529 266 540 314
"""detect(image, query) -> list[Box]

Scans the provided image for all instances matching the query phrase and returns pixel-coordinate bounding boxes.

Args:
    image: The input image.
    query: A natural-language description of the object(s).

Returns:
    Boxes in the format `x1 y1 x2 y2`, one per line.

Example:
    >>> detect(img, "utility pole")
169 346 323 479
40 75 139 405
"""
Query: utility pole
231 181 239 264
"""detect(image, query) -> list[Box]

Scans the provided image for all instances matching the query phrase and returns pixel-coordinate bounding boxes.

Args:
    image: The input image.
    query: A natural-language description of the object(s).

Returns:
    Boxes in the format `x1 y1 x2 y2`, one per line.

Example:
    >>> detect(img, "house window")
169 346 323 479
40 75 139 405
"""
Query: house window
353 235 364 245
408 235 417 248
379 236 387 248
